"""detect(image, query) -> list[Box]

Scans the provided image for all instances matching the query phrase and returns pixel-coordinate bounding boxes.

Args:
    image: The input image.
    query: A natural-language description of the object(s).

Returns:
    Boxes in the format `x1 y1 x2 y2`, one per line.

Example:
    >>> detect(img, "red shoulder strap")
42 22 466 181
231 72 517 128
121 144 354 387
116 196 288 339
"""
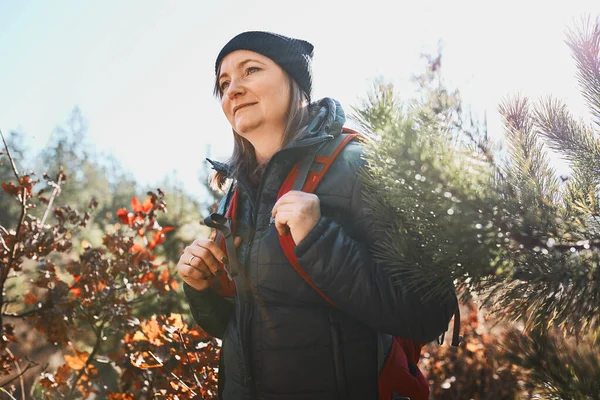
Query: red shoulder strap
277 131 357 307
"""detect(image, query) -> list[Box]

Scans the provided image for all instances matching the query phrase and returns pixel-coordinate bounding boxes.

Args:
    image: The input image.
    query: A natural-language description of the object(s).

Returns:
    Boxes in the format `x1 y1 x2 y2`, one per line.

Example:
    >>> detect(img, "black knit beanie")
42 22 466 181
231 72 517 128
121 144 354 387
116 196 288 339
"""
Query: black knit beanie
215 31 314 98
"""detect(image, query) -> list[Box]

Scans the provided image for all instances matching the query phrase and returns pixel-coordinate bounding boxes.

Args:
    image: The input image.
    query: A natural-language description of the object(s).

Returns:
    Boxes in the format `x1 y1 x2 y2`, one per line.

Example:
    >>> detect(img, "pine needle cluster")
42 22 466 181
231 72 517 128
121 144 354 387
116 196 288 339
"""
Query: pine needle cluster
355 18 600 336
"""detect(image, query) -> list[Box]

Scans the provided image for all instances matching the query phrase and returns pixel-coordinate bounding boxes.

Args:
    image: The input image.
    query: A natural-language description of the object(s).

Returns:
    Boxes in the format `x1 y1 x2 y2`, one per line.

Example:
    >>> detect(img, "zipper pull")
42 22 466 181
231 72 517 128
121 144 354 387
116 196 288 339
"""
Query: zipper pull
224 265 233 281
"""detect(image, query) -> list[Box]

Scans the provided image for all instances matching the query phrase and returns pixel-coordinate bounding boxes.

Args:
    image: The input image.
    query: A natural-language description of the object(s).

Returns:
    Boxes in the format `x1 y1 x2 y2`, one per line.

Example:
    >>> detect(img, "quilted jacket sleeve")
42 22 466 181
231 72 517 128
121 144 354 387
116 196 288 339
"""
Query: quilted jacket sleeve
183 183 235 339
294 147 458 343
183 283 234 339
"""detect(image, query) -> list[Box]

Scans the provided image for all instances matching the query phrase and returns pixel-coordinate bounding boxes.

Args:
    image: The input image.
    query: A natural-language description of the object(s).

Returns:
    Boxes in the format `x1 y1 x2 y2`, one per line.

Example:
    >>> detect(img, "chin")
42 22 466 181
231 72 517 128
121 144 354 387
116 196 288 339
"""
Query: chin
234 121 261 138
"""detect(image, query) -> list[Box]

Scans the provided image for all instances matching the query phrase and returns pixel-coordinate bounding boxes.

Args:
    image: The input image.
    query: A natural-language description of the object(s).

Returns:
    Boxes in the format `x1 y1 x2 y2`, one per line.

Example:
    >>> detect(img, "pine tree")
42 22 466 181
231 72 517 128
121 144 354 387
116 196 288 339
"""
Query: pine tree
354 16 600 398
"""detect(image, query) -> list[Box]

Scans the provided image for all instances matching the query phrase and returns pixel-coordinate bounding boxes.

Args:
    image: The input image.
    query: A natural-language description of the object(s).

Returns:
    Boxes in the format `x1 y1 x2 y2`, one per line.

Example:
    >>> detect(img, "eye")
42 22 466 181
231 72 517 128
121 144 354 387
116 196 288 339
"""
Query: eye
220 81 230 91
246 66 260 75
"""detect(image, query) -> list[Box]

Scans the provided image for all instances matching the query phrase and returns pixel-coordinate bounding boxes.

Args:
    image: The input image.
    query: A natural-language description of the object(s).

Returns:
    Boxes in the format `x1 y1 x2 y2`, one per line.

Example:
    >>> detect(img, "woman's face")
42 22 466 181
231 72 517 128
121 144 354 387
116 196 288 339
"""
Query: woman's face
218 50 291 141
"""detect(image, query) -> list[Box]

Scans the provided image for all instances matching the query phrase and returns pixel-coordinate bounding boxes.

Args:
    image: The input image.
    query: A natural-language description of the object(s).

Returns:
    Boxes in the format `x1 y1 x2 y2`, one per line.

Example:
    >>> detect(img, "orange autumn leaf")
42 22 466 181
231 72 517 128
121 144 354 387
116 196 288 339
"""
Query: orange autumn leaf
141 197 153 213
159 268 169 284
139 271 155 284
70 286 82 298
20 175 34 193
116 208 133 225
161 226 174 234
148 226 174 250
130 243 145 254
64 347 90 370
55 363 72 384
168 313 185 330
130 244 155 265
140 318 161 343
132 331 147 342
1 182 20 196
24 291 38 306
109 393 136 400
131 197 142 213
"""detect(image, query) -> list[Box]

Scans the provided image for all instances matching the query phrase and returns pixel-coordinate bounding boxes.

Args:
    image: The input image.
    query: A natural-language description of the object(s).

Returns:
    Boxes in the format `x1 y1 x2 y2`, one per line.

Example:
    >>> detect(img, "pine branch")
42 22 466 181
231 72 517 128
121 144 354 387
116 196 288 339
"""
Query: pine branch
566 16 600 125
500 96 559 205
534 97 600 173
356 51 600 336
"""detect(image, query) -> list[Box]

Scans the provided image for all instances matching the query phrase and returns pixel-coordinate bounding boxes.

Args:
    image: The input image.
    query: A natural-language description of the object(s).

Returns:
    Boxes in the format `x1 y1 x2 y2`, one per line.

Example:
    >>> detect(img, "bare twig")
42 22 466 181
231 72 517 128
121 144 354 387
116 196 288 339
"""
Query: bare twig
68 320 106 397
0 132 28 336
0 354 37 393
40 174 63 226
2 348 26 400
2 304 48 319
0 387 17 400
177 327 203 389
0 235 9 252
148 351 199 397
0 129 20 180
4 186 27 282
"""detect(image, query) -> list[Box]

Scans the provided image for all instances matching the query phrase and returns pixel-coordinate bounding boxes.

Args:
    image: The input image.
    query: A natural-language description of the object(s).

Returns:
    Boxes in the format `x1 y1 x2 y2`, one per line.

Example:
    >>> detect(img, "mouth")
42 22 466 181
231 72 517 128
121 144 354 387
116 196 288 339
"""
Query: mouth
234 103 257 114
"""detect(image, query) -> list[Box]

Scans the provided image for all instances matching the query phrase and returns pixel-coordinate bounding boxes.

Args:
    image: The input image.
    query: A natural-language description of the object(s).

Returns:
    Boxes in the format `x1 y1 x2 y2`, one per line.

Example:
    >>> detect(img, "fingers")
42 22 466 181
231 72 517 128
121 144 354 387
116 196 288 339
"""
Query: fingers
177 236 243 291
193 238 228 261
271 191 319 218
178 262 210 281
273 210 292 236
177 262 210 291
186 243 222 276
271 191 302 218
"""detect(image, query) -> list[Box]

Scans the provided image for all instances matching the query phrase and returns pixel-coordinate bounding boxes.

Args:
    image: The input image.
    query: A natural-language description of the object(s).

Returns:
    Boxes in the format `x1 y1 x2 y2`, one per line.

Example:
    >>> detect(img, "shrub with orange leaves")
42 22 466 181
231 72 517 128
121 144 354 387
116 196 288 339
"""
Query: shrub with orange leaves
0 136 220 399
115 313 220 399
421 302 534 399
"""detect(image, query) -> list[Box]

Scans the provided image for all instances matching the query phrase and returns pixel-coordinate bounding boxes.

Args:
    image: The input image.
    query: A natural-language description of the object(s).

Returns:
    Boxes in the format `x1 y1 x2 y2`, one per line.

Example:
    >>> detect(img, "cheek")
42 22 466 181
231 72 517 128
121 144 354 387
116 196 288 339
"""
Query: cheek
272 86 291 118
221 98 232 121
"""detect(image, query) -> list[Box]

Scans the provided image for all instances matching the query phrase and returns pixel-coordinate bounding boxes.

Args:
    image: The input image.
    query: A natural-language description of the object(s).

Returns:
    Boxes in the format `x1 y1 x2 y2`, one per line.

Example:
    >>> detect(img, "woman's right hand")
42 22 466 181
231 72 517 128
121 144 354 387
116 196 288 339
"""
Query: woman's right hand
177 237 241 292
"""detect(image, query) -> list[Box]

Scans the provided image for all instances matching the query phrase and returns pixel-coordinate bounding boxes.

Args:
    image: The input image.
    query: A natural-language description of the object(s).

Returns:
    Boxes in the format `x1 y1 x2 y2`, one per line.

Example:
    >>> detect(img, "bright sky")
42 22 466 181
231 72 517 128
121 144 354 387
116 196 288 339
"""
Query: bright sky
1 0 599 199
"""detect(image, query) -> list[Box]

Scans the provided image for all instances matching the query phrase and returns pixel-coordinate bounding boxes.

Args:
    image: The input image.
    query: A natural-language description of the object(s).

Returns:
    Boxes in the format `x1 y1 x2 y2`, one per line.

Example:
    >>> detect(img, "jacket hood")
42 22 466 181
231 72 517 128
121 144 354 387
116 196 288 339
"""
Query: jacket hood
207 97 346 175
299 97 346 142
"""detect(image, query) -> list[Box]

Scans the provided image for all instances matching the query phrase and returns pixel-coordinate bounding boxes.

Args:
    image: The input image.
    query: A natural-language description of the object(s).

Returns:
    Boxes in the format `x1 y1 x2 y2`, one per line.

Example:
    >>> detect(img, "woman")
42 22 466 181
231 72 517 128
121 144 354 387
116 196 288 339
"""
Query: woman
178 31 457 400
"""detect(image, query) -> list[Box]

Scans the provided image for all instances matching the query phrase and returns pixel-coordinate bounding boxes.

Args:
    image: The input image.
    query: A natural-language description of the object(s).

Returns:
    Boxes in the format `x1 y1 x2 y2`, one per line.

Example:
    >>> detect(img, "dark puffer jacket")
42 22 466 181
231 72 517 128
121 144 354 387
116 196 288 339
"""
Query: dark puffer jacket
184 98 458 400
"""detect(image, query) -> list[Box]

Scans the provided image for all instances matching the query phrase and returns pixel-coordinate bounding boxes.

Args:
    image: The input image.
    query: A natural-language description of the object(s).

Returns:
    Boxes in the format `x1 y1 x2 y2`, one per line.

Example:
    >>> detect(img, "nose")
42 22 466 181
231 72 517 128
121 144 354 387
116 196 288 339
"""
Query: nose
226 78 245 100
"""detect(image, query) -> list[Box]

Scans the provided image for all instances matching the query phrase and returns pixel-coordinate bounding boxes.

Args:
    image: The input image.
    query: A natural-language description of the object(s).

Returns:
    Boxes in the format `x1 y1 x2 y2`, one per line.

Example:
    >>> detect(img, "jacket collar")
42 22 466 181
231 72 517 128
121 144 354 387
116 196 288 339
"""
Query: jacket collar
207 97 346 177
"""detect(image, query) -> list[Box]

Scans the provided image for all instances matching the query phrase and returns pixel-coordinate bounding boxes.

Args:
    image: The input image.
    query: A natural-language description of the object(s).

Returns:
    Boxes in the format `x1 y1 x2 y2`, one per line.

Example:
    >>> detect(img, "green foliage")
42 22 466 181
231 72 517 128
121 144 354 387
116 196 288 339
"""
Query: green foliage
356 17 600 336
356 56 505 302
355 15 600 398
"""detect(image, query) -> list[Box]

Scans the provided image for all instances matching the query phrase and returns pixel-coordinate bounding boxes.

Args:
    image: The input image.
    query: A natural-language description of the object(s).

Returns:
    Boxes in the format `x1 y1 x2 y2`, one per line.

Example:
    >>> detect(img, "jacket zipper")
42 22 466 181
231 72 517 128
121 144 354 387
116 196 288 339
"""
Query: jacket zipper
330 315 349 400
213 135 335 390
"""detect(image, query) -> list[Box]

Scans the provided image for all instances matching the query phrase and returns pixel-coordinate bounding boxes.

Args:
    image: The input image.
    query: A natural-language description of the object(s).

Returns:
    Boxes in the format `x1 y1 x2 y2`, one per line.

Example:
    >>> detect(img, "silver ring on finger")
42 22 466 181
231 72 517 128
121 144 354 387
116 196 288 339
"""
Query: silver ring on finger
188 255 197 266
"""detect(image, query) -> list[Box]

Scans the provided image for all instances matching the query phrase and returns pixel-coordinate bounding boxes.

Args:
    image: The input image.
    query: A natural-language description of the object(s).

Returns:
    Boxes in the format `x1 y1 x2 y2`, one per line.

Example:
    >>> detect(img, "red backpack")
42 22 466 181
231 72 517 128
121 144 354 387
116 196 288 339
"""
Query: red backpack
204 128 461 400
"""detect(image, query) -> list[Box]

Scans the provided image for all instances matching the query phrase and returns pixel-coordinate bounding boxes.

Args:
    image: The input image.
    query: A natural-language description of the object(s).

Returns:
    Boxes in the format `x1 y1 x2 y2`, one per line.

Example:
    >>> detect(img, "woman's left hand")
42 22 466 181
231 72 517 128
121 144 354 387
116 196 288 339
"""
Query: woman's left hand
271 191 321 244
